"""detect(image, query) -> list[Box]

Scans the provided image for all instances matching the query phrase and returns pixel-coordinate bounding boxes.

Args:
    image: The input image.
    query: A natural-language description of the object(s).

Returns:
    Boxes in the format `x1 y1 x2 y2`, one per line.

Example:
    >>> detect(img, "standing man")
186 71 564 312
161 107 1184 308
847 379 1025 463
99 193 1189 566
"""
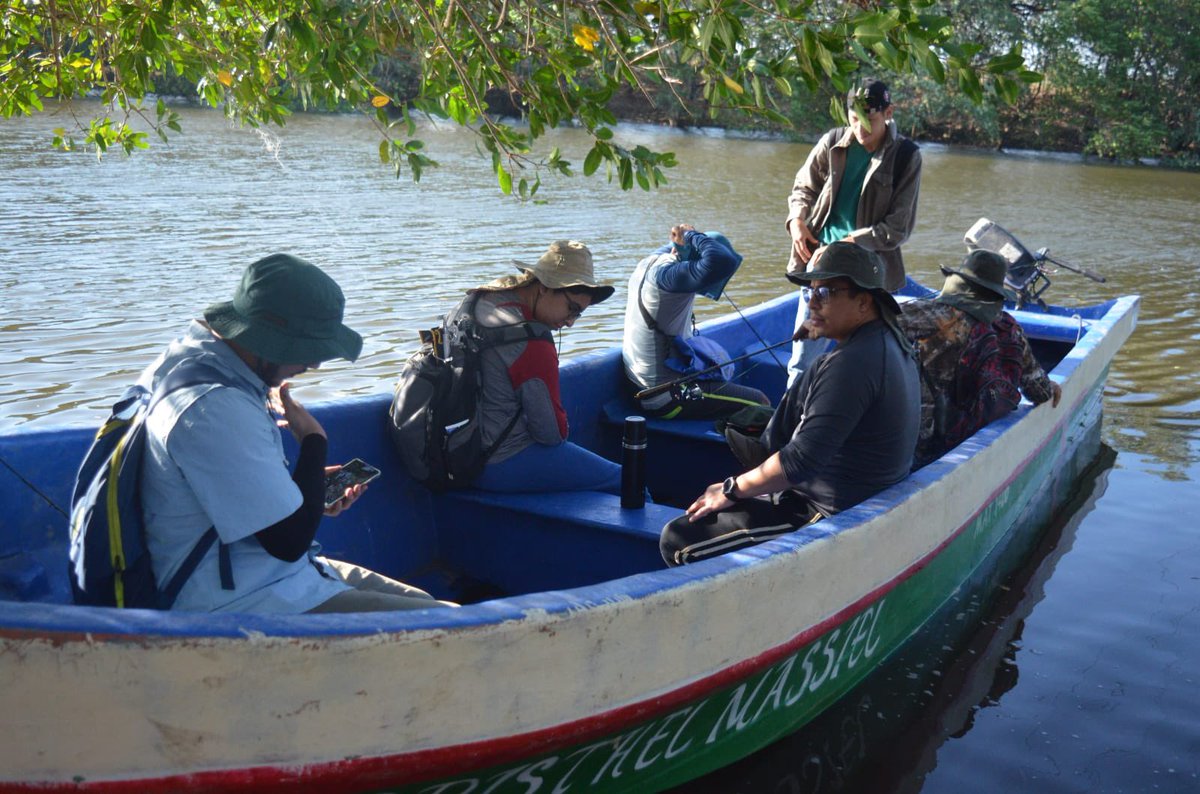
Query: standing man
899 249 1063 468
623 225 770 420
661 243 919 566
785 78 922 386
141 253 450 613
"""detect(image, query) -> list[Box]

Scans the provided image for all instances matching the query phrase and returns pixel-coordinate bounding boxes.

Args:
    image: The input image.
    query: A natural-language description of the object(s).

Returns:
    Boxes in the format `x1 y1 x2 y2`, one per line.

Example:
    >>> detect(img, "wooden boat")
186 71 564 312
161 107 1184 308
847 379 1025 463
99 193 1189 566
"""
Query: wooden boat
0 283 1138 792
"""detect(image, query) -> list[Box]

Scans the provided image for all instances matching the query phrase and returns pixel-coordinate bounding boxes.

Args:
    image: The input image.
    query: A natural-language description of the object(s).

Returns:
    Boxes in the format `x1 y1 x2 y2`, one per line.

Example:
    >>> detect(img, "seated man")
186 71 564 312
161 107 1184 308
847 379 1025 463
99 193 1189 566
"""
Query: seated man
141 253 452 612
661 242 920 566
898 249 1062 468
623 225 770 420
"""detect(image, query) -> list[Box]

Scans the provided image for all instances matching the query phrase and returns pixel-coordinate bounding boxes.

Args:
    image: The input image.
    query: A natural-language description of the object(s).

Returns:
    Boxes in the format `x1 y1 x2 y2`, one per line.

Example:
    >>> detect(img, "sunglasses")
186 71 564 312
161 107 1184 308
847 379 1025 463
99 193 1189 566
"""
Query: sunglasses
562 292 586 319
801 285 856 304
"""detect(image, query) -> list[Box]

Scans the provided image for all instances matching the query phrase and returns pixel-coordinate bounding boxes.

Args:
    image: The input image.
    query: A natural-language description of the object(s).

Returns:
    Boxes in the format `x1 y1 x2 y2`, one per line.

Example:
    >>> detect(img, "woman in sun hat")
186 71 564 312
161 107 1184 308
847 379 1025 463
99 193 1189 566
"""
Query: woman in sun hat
465 240 627 493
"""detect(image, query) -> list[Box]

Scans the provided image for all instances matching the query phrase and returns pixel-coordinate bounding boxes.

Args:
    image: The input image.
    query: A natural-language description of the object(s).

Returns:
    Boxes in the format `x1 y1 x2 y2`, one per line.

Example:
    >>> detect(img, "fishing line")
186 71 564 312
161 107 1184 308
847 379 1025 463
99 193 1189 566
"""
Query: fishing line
723 291 788 372
0 452 68 518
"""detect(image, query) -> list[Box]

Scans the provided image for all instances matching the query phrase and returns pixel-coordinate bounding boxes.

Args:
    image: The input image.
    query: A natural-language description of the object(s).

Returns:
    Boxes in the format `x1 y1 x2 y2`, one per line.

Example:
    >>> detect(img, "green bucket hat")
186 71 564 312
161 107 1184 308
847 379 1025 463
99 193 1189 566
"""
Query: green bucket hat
204 253 363 365
793 241 901 315
940 249 1018 302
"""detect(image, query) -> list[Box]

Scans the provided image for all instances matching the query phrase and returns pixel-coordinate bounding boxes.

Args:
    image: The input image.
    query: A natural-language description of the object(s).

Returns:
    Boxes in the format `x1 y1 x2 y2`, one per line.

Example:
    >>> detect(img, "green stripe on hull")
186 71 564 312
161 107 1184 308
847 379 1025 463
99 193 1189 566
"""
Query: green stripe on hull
405 391 1098 794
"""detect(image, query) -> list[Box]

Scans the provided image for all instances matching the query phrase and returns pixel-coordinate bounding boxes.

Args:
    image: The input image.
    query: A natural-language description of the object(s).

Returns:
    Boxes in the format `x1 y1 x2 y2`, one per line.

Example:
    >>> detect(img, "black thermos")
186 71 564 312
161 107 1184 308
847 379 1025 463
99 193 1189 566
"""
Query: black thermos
620 416 647 509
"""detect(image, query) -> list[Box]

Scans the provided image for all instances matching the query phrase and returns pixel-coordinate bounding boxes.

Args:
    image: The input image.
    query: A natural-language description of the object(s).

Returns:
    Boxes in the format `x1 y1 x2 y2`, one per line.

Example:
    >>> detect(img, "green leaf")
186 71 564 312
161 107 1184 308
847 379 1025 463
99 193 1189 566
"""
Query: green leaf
497 162 512 195
618 158 633 190
583 146 602 176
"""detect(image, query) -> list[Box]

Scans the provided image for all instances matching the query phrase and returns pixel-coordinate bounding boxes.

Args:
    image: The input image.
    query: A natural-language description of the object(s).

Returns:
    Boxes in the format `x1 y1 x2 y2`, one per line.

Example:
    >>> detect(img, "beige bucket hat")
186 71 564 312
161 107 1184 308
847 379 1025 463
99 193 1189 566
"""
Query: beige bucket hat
479 240 614 304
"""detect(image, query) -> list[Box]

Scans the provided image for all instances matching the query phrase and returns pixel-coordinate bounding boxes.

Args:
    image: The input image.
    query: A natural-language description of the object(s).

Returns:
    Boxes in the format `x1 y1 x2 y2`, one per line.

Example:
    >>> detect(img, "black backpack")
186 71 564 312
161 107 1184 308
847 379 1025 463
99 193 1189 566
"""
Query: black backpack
68 359 234 609
389 292 552 491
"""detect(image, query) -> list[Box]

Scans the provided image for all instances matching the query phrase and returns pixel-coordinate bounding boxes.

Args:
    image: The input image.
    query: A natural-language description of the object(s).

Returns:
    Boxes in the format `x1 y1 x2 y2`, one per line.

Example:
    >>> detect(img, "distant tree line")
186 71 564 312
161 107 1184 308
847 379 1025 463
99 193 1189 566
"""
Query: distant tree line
4 0 1193 193
582 0 1197 168
571 0 1195 167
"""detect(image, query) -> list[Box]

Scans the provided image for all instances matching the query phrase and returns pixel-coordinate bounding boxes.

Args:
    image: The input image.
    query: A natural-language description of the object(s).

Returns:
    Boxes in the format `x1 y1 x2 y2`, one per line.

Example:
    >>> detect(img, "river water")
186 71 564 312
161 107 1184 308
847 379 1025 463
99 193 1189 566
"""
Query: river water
1 103 1197 791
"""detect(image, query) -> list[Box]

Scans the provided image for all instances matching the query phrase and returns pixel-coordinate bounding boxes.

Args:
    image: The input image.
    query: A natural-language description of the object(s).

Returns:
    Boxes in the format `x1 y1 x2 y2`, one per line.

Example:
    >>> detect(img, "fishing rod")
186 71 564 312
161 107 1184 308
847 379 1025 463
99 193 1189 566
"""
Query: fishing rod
722 291 788 372
634 335 797 400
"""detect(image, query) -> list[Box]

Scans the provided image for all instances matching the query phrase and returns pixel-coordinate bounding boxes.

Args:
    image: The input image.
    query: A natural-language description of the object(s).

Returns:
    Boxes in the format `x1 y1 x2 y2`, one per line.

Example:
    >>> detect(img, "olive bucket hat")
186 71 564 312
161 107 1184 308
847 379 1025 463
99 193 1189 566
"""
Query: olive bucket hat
507 240 615 304
203 253 363 365
793 241 901 315
940 249 1018 303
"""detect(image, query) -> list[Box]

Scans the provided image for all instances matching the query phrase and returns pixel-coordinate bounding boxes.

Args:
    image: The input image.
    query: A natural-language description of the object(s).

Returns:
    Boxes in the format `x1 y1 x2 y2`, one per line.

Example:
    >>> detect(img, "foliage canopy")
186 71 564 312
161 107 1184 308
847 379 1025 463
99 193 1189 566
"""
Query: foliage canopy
1 1 1039 194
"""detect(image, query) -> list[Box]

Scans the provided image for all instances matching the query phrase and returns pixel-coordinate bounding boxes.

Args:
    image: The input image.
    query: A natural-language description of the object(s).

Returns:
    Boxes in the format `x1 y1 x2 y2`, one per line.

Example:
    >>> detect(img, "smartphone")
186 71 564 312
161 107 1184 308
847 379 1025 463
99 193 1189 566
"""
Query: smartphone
323 458 381 508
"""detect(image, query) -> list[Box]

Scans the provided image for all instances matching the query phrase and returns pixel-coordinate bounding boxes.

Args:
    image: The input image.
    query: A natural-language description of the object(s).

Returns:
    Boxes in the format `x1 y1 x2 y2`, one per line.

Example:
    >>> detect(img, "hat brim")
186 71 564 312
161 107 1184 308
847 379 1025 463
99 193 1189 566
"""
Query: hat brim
204 301 363 364
511 261 615 305
939 265 1018 303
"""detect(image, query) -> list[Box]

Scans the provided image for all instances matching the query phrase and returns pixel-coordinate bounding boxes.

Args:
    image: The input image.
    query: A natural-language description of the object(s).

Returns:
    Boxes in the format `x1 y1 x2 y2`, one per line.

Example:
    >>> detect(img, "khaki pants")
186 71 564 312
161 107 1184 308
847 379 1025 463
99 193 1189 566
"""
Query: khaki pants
307 558 457 612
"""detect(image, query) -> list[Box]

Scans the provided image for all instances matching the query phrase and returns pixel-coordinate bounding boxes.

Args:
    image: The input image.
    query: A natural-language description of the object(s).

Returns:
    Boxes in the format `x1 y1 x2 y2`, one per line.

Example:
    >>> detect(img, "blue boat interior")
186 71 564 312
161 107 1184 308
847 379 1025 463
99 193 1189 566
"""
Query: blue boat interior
0 287 1095 608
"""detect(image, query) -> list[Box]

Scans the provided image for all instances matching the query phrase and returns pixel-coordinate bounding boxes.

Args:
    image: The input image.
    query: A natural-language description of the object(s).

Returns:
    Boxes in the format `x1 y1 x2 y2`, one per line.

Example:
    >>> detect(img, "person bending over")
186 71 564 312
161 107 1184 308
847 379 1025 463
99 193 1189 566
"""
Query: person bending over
141 253 451 612
623 225 770 420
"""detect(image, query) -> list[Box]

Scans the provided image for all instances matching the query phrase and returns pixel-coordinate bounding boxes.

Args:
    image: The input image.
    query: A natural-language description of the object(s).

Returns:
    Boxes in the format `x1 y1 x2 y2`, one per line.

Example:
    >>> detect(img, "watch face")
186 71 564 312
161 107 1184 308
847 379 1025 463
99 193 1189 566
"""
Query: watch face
723 476 736 497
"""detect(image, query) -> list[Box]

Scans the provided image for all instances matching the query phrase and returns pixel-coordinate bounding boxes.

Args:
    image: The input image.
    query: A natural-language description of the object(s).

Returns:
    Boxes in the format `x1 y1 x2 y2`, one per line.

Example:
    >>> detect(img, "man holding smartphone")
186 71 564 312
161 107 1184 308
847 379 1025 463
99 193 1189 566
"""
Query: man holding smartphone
139 253 452 613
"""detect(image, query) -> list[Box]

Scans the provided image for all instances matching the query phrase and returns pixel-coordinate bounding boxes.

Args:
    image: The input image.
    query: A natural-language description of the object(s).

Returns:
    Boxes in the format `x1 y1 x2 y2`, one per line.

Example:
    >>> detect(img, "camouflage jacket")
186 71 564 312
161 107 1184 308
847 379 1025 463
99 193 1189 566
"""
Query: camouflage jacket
898 300 1055 467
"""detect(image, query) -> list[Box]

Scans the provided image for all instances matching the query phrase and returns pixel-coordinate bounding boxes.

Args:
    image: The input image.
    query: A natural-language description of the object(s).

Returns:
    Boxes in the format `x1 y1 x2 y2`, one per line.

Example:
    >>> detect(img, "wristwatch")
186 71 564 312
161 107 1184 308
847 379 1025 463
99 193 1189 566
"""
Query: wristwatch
722 476 742 501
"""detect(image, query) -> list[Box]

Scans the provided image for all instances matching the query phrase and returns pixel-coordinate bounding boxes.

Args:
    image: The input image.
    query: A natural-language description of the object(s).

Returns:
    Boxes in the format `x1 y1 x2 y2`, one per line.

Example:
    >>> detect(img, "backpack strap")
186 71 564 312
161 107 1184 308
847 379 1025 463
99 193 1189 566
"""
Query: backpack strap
157 526 221 608
147 358 238 602
636 266 663 333
460 293 555 466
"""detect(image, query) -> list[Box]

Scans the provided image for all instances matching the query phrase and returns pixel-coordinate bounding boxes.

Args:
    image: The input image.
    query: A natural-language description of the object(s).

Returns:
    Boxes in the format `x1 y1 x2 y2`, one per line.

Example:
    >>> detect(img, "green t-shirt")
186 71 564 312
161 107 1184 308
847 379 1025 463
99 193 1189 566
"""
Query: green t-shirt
820 140 873 245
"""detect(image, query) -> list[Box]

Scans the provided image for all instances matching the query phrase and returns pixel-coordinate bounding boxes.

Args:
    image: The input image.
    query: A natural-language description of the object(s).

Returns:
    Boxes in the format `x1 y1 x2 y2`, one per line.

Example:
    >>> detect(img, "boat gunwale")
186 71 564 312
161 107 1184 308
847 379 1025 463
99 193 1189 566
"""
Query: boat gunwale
0 295 1140 643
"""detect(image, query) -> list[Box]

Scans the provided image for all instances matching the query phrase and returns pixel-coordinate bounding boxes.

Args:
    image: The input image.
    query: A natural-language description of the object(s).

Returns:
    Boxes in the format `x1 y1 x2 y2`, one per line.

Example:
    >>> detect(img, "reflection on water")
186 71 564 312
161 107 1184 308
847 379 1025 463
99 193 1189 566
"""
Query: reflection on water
673 446 1117 794
3 103 1200 792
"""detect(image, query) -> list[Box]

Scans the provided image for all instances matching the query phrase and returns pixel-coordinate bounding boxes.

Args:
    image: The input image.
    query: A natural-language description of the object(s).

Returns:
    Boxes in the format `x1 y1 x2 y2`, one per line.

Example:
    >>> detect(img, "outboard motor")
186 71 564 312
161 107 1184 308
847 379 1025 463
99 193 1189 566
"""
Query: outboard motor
964 218 1106 310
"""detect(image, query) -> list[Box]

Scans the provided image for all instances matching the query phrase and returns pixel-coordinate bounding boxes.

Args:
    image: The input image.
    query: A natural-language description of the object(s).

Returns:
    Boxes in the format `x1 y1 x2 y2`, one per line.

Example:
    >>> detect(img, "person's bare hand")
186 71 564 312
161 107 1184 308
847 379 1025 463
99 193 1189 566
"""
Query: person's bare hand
270 382 326 443
789 218 820 264
323 465 365 517
685 482 732 522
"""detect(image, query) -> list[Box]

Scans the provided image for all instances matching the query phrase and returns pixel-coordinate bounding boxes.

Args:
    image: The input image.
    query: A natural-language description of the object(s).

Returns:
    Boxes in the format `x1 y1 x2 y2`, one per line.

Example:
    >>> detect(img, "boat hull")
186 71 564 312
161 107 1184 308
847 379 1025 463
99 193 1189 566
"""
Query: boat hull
0 293 1137 792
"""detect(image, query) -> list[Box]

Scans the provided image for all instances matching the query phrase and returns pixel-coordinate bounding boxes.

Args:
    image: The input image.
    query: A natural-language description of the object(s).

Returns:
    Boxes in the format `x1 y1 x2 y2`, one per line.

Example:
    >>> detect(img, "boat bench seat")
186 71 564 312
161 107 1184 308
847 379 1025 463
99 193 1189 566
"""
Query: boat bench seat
432 489 673 595
601 400 725 444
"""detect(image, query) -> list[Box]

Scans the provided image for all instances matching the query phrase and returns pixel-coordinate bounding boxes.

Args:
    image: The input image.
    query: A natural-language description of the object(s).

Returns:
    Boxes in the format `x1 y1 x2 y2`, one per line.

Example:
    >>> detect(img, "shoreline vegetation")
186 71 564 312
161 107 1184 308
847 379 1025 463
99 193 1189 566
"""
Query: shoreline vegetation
146 43 1195 173
9 2 1194 175
144 78 1193 172
136 77 1192 172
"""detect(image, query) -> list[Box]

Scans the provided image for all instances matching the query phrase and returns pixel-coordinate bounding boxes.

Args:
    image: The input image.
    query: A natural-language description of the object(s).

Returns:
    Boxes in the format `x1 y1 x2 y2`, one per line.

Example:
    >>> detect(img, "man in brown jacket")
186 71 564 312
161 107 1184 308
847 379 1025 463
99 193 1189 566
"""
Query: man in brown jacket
785 78 922 386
